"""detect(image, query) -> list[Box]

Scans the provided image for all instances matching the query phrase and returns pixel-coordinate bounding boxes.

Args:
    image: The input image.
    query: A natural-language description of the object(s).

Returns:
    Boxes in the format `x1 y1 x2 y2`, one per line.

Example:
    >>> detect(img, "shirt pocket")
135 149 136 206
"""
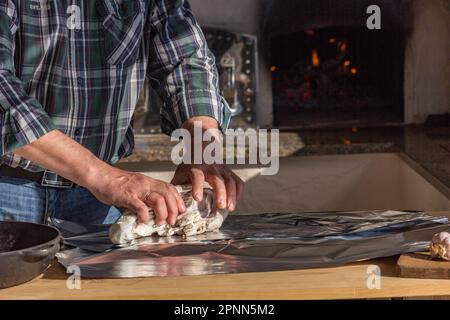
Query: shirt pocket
96 0 145 67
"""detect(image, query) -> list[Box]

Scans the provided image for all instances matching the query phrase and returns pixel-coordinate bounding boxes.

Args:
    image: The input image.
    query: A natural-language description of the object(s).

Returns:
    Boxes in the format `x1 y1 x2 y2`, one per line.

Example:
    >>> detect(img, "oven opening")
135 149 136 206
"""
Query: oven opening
271 27 405 128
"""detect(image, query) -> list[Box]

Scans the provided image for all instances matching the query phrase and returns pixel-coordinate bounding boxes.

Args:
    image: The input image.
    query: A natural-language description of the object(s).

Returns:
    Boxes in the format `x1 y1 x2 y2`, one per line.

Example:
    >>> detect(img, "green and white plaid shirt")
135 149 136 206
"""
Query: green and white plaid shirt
0 0 231 181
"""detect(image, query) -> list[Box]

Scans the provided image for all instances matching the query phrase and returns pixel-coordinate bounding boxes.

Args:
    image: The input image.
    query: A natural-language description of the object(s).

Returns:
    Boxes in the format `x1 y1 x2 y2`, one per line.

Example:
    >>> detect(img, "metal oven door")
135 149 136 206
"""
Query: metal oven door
134 28 258 134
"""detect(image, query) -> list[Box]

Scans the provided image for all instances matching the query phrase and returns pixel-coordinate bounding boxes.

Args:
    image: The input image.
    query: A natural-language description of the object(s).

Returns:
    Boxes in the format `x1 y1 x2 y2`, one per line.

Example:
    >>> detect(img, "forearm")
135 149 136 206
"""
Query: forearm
182 116 222 163
15 129 185 224
182 116 219 131
14 130 110 188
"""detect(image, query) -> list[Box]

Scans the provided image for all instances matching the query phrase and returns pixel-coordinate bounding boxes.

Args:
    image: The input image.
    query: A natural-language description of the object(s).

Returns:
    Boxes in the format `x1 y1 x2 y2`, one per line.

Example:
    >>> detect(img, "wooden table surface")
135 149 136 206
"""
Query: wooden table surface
1 257 450 300
1 212 450 300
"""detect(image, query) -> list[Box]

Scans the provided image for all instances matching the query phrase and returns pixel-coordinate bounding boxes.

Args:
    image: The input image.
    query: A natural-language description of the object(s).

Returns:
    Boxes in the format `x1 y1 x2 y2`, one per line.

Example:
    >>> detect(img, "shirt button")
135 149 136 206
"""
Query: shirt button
74 128 81 136
77 77 84 85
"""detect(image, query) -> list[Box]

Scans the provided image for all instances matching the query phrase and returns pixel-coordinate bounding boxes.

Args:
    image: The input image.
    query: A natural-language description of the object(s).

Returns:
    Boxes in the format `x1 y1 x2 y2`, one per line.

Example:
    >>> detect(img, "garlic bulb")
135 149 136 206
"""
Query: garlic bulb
430 232 450 261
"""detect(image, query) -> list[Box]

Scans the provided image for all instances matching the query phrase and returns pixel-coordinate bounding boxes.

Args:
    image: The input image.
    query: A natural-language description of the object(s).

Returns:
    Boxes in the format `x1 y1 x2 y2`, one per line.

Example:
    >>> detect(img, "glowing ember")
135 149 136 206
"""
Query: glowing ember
339 42 347 52
341 137 352 145
329 38 336 44
350 67 358 75
270 66 277 72
344 60 351 67
312 49 320 67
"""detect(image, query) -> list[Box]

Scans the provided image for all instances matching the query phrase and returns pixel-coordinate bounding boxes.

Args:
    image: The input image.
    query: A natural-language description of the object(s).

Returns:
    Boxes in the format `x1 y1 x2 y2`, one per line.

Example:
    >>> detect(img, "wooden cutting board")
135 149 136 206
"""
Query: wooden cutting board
397 252 450 279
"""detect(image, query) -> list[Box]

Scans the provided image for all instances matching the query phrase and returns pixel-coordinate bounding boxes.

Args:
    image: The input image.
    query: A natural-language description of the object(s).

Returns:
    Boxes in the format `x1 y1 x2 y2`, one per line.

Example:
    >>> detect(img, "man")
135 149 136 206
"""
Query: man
0 0 244 226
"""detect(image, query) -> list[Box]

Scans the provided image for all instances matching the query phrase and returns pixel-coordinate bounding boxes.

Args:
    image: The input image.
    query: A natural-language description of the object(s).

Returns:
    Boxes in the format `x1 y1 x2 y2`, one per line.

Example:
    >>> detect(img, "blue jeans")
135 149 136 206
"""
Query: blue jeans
0 176 121 225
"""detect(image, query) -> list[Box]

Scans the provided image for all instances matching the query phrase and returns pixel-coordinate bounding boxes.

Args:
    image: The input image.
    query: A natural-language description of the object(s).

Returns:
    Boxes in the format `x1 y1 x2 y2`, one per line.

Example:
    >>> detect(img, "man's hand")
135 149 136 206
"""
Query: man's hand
89 167 185 225
15 130 186 225
172 116 245 212
171 163 244 211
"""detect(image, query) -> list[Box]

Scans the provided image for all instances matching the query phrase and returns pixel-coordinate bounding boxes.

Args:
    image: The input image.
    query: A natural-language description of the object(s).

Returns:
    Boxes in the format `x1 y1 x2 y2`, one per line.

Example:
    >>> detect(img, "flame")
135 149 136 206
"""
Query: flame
344 60 351 67
270 66 277 72
339 42 347 52
351 67 358 75
341 137 352 145
329 38 336 44
312 49 320 67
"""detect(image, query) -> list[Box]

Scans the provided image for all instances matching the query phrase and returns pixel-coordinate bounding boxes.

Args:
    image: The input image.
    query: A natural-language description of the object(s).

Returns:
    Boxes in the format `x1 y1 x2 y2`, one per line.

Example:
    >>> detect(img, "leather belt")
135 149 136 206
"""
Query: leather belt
0 165 77 189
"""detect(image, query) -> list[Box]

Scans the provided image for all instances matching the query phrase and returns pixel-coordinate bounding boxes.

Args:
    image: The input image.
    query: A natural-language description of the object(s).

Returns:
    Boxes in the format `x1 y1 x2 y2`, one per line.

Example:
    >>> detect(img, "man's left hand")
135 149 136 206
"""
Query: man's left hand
171 163 244 212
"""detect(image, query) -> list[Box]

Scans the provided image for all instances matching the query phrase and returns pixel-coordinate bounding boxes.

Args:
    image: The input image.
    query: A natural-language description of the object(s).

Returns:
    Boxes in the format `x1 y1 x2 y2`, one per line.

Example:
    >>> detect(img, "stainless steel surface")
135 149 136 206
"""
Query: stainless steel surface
55 210 449 278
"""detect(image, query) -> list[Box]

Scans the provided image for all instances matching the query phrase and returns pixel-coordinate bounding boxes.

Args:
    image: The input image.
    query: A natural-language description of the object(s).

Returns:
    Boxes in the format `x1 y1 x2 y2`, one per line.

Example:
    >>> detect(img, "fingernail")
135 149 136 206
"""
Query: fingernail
219 199 226 208
181 204 186 212
194 192 202 201
228 201 235 211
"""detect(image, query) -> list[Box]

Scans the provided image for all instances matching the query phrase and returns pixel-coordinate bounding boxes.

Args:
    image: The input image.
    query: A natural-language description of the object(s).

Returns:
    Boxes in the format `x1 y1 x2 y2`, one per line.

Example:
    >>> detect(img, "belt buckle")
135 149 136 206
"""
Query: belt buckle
41 170 74 189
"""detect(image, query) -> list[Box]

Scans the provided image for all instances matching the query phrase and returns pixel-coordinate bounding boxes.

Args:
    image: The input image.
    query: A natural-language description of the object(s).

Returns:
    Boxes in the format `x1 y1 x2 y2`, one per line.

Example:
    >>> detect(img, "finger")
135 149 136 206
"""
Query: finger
190 168 205 202
170 184 186 214
232 172 245 201
164 190 180 226
128 197 150 224
206 173 227 209
224 174 237 211
145 192 168 226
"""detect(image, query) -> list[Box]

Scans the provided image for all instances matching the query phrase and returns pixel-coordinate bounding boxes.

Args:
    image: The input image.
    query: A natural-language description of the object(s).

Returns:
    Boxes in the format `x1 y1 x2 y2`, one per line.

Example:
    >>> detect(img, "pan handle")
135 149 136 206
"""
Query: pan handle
20 242 59 262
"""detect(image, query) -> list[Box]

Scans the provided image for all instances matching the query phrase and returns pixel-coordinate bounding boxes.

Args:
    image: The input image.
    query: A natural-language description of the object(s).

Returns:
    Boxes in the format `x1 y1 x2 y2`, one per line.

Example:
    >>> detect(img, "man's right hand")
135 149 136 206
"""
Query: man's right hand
88 167 186 225
15 130 186 225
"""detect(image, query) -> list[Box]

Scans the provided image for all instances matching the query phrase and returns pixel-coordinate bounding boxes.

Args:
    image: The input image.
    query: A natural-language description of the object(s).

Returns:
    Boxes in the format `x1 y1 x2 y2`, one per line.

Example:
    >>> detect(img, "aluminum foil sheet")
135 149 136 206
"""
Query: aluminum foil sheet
55 210 450 278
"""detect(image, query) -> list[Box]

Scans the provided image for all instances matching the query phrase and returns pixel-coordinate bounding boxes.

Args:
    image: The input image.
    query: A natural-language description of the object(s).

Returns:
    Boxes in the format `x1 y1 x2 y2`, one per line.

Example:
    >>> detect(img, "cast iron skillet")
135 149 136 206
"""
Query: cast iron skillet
0 221 60 289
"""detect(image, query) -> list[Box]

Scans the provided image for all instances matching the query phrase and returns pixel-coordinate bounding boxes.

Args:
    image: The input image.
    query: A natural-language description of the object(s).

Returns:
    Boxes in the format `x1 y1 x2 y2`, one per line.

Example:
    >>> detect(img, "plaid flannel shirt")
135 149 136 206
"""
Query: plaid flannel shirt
0 0 231 185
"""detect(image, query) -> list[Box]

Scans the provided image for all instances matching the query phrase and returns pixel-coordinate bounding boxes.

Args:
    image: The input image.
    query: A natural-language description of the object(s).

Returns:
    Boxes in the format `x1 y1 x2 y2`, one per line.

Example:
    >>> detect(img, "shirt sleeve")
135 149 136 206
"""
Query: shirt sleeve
146 0 231 135
0 0 55 156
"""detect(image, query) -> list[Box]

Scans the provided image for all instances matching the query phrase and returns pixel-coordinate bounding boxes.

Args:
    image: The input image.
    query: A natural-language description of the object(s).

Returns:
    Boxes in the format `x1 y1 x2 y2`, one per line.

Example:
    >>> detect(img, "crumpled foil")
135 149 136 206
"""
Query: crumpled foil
54 210 449 278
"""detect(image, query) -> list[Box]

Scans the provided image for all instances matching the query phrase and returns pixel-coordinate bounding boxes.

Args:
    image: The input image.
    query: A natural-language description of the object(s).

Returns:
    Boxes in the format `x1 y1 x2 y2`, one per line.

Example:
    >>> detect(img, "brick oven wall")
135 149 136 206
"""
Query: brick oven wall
404 0 450 123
